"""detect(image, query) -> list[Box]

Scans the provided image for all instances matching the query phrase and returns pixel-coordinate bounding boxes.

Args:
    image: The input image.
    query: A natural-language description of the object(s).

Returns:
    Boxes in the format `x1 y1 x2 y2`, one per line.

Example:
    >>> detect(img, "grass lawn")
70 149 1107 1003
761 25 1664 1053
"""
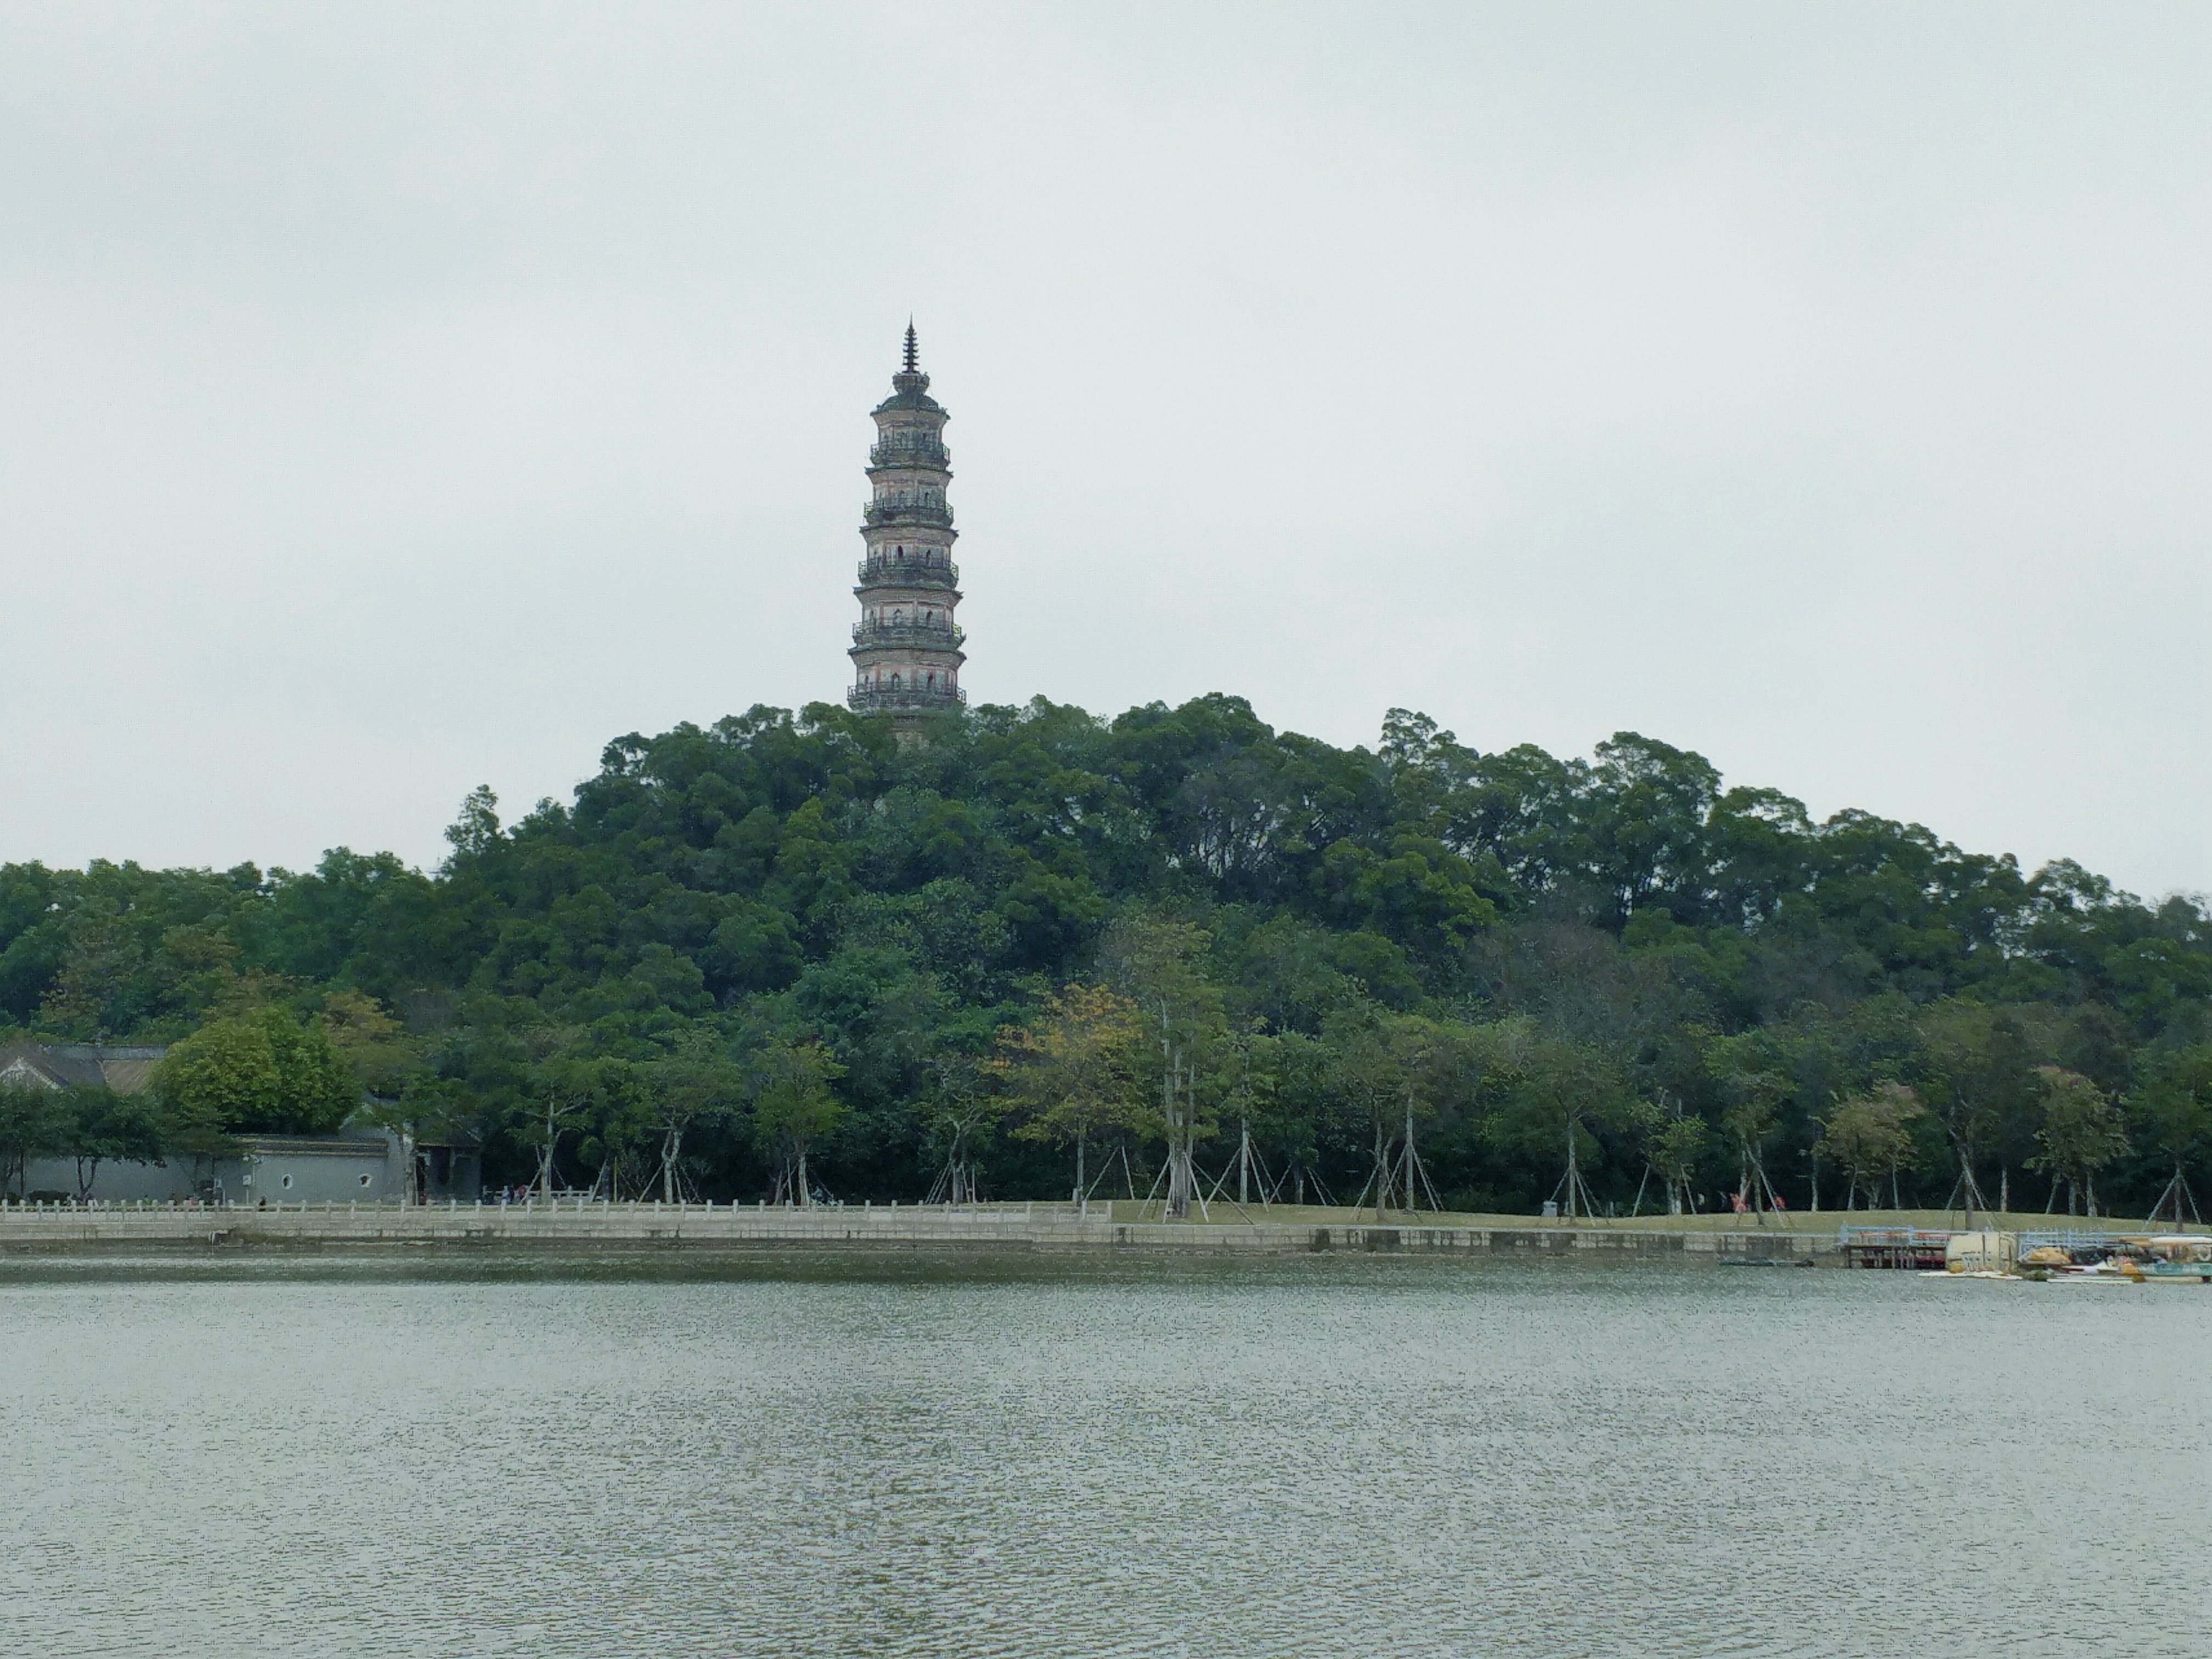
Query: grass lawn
1091 1200 2172 1232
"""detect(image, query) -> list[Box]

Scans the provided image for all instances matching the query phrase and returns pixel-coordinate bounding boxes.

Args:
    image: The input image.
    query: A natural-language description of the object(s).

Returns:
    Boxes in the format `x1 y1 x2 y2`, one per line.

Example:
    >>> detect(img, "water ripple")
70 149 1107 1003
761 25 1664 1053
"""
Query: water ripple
0 1253 2202 1657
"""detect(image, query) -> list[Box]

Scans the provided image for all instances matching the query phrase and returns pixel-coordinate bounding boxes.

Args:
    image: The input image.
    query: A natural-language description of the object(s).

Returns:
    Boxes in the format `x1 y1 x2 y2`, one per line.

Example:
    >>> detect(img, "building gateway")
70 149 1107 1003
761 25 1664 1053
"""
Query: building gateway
848 324 966 728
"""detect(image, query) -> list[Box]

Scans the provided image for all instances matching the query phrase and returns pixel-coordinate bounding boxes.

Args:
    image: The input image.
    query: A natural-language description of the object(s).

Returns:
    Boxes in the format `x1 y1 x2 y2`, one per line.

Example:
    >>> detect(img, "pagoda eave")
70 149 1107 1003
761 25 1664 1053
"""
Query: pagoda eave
849 647 967 668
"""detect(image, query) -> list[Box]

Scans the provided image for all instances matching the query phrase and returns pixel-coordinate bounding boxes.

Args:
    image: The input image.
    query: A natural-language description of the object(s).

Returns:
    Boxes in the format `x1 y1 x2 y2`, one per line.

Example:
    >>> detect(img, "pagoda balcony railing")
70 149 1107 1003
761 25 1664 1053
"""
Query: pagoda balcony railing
848 682 968 714
856 557 960 589
851 619 966 651
863 496 953 528
868 439 949 469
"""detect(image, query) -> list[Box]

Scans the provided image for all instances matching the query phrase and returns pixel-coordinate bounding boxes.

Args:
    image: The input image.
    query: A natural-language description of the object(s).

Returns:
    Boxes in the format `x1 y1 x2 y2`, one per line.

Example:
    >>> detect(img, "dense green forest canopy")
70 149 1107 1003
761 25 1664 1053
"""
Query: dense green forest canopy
3 695 2207 1215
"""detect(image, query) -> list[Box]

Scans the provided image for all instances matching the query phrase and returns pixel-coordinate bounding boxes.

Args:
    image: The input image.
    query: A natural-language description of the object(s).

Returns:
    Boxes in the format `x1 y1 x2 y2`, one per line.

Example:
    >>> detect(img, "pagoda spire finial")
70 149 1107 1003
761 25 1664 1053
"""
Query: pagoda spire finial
902 319 918 374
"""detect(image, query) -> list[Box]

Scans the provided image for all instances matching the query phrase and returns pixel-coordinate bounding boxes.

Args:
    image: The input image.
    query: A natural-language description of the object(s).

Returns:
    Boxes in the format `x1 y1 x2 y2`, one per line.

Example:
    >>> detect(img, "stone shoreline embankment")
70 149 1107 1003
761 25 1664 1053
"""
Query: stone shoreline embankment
0 1200 1839 1259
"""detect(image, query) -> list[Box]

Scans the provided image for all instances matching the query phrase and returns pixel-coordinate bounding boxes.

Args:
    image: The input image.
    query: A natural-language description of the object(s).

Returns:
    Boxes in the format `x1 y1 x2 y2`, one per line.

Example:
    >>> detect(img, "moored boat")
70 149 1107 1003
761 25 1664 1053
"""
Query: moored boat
2018 1234 2212 1283
1943 1231 2212 1282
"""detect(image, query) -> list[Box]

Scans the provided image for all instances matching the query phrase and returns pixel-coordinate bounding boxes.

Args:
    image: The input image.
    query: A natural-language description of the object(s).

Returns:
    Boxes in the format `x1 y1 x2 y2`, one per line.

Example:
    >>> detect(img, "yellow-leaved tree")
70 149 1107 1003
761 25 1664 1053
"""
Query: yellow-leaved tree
994 983 1145 1205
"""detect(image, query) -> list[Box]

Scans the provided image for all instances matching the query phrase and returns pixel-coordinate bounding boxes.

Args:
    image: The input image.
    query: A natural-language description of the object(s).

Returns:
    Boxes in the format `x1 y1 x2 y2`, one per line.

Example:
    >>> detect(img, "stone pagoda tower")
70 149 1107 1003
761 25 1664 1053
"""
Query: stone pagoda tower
847 324 965 724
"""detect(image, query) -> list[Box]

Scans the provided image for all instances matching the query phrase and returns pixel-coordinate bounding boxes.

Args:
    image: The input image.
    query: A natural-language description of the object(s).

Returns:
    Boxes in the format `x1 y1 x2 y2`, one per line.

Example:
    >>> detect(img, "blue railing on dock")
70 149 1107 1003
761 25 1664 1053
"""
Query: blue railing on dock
2015 1229 2140 1251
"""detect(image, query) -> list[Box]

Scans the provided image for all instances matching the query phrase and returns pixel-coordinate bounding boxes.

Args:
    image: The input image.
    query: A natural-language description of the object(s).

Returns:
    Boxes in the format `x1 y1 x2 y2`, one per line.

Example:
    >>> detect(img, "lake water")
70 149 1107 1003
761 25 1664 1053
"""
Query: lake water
0 1250 2202 1657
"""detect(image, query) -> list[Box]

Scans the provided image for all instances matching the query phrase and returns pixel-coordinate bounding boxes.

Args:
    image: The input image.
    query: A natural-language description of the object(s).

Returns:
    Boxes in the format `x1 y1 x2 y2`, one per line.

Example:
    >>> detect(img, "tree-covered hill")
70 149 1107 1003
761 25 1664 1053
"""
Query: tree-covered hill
3 695 2207 1215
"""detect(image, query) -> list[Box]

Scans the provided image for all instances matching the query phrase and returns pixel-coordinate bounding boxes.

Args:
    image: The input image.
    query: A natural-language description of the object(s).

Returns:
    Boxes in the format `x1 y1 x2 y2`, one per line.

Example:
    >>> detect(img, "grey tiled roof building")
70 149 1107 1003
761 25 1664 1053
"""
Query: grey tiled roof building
0 1041 166 1096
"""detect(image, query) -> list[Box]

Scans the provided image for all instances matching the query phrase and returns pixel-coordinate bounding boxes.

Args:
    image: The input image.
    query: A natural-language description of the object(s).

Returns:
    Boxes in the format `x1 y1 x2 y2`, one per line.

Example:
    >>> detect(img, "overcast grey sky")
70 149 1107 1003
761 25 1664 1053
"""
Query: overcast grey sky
2 3 2205 899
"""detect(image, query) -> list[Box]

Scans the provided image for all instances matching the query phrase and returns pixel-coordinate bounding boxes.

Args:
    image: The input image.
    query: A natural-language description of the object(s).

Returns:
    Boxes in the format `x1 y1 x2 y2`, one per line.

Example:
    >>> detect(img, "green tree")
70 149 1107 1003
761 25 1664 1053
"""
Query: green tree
153 923 246 1024
444 784 502 860
997 982 1146 1202
156 1009 359 1139
1248 1028 1336 1207
2029 1066 2128 1216
1702 1034 1796 1214
324 990 449 1203
1641 1105 1709 1216
1096 910 1226 1217
2133 1043 2212 1227
516 1032 596 1199
562 1058 655 1203
320 990 422 1098
916 1052 1007 1205
0 1084 70 1199
1917 1001 2040 1217
1209 1022 1282 1208
650 1046 744 1204
37 903 147 1040
1475 1021 1638 1221
254 1009 362 1134
749 1036 846 1206
2 692 2208 1212
1816 1083 1922 1211
58 1086 167 1200
1321 1002 1409 1220
156 1017 281 1134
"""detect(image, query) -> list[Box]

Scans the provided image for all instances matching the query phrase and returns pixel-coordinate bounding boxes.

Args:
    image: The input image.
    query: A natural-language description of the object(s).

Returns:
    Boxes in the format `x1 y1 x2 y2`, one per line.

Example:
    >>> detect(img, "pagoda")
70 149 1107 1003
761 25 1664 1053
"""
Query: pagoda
847 324 966 724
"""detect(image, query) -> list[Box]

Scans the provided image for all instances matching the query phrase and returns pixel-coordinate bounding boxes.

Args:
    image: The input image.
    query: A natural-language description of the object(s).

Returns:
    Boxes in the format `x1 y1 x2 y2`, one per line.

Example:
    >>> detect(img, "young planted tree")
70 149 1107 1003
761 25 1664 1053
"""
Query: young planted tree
1322 1003 1410 1221
1516 1027 1634 1222
1641 1102 1709 1216
1391 1017 1464 1215
749 1036 846 1206
2030 1065 2128 1216
515 1027 593 1200
569 1059 654 1204
1917 1001 2038 1222
1816 1084 1923 1211
1096 911 1224 1218
1461 1014 1639 1220
1260 1028 1336 1208
1210 1023 1282 1209
650 1046 743 1205
996 982 1145 1204
918 1053 1008 1205
2133 1043 2212 1228
1706 1037 1793 1216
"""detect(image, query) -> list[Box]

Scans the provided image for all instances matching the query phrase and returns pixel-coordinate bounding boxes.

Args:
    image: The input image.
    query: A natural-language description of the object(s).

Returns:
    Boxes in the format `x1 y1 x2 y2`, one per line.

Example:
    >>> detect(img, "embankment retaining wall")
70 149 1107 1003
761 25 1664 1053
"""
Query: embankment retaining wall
0 1202 1836 1259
